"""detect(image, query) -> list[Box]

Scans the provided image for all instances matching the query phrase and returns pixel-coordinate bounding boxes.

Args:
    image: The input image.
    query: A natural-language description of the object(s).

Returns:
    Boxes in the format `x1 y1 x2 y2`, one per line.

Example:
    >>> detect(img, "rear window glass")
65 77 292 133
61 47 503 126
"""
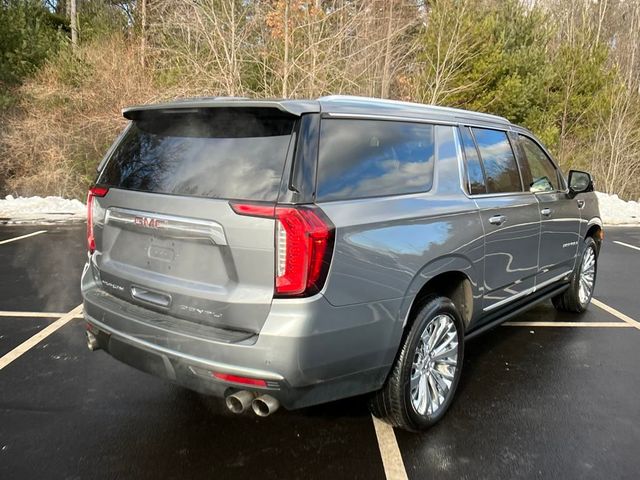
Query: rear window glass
471 128 522 193
316 119 435 201
98 109 295 201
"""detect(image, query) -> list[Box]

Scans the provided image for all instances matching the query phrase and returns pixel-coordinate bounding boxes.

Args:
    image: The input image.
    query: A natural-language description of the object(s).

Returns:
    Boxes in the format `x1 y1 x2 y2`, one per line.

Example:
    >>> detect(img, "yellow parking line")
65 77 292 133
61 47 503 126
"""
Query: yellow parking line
0 230 47 245
503 321 632 327
0 305 83 370
592 299 640 330
372 415 408 480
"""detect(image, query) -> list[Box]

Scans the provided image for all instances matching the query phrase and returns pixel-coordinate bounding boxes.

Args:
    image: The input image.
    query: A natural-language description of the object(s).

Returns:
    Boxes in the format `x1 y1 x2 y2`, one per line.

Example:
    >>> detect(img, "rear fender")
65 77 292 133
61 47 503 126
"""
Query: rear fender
374 255 479 370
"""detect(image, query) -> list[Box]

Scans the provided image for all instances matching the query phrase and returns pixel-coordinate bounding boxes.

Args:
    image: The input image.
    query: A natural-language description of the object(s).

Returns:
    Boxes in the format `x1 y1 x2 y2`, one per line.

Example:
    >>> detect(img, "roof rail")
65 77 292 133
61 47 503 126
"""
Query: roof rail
317 95 510 124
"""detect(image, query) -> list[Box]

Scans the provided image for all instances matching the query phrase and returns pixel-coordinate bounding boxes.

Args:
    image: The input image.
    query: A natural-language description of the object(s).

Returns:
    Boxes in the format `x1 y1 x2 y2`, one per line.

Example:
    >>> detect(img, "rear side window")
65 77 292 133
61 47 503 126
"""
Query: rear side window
459 127 486 194
98 108 296 201
518 135 559 192
471 128 522 193
316 119 435 201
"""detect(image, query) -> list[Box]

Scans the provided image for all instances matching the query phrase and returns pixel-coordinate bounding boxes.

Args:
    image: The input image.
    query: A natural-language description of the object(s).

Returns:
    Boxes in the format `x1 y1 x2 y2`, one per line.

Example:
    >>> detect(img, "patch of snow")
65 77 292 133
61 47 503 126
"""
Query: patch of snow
0 195 86 224
595 192 640 225
0 191 638 225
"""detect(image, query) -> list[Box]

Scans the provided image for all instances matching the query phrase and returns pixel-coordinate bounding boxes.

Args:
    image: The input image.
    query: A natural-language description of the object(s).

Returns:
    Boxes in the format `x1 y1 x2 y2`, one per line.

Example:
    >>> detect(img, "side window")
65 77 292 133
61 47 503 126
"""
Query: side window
316 119 435 201
471 128 523 193
459 127 486 194
518 135 559 193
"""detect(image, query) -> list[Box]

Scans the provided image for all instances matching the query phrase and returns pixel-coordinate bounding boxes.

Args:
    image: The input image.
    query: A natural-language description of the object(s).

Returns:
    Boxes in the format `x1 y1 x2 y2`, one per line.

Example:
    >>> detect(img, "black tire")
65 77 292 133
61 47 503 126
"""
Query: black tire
370 296 465 432
552 237 598 313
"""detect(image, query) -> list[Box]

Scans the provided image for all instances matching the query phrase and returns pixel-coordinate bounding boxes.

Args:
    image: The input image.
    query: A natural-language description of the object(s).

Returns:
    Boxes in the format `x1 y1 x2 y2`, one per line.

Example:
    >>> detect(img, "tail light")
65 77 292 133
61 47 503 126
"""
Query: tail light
86 186 109 254
231 203 335 297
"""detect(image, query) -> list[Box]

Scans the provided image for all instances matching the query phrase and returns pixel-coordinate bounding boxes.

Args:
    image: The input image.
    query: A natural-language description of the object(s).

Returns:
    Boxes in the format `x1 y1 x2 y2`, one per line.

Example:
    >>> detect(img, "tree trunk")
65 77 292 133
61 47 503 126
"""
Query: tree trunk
283 0 290 98
70 0 78 51
381 0 395 98
140 0 147 68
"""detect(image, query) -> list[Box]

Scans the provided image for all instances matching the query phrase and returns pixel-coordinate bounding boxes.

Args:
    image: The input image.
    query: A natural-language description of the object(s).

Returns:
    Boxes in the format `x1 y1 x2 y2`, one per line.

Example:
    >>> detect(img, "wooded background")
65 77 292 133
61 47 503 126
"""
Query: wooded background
1 0 639 200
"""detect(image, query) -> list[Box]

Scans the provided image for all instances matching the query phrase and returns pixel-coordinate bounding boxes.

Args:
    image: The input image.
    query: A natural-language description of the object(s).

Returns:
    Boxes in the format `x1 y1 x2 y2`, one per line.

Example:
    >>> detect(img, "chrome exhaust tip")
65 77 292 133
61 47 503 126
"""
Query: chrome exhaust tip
252 394 280 417
86 330 99 351
225 390 255 414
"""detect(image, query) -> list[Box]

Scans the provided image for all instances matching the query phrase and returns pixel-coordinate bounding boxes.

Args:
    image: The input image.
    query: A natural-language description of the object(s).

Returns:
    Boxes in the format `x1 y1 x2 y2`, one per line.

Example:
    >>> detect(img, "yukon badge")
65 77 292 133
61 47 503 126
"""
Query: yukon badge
134 216 167 229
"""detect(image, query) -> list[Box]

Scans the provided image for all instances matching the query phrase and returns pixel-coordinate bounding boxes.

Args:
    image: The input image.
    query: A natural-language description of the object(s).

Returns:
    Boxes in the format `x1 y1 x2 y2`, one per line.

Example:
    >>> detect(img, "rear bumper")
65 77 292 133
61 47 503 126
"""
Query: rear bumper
81 265 401 409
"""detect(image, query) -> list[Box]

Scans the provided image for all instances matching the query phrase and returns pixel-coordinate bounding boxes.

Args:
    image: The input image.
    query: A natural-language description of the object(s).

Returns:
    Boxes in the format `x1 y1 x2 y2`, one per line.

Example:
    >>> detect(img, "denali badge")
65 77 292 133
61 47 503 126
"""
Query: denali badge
178 304 223 318
102 280 125 292
134 216 167 229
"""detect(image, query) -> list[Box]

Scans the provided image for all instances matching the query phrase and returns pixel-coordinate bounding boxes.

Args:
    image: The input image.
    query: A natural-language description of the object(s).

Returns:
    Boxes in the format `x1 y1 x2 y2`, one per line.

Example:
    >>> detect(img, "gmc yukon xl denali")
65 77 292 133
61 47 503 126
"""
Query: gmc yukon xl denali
81 95 602 431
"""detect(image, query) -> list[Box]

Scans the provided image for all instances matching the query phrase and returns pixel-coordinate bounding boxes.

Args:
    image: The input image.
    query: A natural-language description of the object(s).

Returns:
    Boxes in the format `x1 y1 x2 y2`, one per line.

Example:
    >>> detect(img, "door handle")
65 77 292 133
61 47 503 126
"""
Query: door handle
489 215 506 226
541 208 552 217
577 199 585 209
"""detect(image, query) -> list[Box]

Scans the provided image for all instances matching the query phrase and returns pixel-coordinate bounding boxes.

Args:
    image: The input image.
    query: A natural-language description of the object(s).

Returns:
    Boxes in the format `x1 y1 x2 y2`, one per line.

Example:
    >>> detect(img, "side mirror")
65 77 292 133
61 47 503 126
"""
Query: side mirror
567 170 594 198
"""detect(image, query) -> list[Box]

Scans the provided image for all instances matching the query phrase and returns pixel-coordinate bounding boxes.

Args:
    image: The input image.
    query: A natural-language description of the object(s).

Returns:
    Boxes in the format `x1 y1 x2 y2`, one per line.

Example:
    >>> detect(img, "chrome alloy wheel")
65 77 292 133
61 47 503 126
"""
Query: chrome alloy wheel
410 314 459 416
578 246 596 305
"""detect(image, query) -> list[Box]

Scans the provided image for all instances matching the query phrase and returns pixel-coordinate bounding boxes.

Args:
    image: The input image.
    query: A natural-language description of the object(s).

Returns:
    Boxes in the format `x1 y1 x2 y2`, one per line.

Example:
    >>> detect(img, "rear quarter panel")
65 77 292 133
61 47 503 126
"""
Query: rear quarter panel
316 125 484 367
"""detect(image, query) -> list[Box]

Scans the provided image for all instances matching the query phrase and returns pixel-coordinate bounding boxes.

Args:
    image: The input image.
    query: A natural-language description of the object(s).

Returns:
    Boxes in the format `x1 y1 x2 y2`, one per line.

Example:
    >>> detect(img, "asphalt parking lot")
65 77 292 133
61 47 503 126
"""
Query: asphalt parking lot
0 225 639 479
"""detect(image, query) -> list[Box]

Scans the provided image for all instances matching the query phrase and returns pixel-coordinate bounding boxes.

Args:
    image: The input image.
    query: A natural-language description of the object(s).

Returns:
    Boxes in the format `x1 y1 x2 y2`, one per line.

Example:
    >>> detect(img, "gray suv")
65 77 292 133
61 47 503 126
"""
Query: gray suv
81 95 602 431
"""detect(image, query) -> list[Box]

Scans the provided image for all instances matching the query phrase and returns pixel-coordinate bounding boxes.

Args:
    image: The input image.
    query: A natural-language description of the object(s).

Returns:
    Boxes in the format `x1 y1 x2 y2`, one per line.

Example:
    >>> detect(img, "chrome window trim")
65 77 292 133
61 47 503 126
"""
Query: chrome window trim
325 113 543 201
515 133 568 195
322 112 510 132
322 112 457 126
456 125 534 199
453 126 469 197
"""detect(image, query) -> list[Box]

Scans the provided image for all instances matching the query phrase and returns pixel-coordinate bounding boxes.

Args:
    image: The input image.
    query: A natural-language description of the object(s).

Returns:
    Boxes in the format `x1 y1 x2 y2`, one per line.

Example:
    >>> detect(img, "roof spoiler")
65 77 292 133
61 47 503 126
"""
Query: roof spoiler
122 97 320 120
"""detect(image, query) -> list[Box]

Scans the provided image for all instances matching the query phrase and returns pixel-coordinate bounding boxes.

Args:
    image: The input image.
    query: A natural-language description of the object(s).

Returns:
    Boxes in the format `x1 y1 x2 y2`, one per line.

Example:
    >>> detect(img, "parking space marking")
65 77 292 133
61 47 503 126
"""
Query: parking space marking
613 240 640 252
592 299 640 330
372 415 408 480
503 321 632 327
0 311 68 318
0 305 82 370
0 230 47 245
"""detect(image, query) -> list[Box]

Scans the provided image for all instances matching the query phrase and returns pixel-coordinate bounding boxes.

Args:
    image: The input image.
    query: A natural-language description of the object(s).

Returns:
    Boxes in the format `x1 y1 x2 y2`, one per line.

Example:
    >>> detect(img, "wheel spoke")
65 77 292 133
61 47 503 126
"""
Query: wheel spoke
432 344 457 363
432 332 456 357
417 374 429 414
432 368 451 390
434 365 455 380
428 374 441 411
427 319 445 350
410 369 420 391
435 357 457 366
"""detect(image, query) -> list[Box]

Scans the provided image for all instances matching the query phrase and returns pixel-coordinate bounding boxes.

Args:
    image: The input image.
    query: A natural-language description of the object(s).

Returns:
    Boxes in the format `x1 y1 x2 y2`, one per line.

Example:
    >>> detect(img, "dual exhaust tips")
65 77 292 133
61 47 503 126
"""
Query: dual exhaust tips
86 330 278 416
226 390 280 417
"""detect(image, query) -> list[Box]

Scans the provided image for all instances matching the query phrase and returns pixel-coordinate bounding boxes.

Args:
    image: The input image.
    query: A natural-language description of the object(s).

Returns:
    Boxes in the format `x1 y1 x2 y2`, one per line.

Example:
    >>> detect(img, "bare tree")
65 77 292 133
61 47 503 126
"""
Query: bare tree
70 0 78 51
153 0 255 96
414 0 488 105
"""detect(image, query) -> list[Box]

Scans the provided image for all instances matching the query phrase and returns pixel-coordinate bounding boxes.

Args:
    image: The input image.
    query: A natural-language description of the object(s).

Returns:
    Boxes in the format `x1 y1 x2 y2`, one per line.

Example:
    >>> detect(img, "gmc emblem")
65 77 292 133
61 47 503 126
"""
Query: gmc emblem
134 216 166 229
